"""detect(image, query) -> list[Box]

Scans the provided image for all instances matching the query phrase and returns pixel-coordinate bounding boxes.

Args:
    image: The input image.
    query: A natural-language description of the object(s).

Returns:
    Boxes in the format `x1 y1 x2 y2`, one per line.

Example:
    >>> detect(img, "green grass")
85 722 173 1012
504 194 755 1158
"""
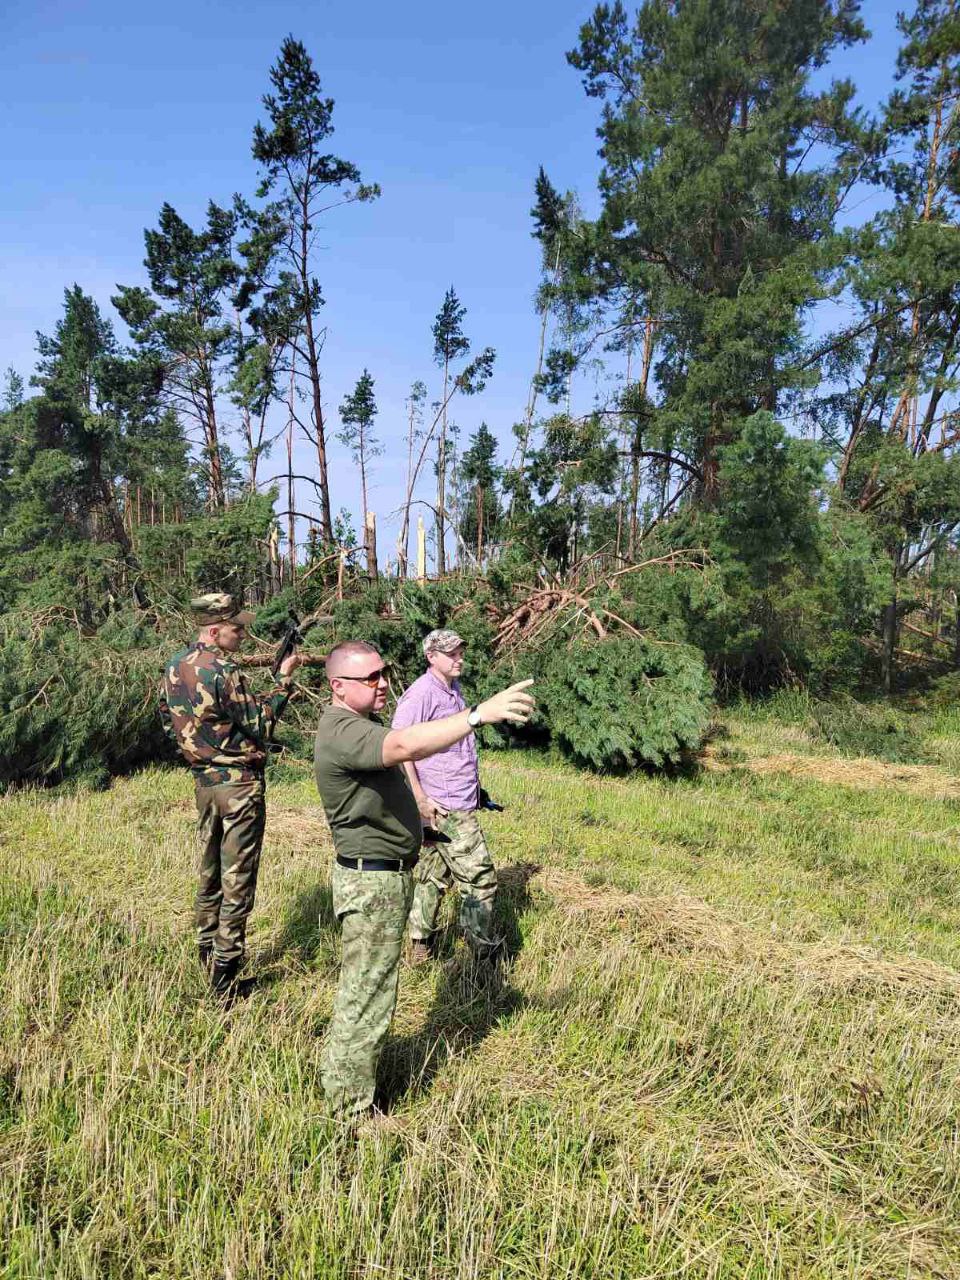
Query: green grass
3 722 960 1278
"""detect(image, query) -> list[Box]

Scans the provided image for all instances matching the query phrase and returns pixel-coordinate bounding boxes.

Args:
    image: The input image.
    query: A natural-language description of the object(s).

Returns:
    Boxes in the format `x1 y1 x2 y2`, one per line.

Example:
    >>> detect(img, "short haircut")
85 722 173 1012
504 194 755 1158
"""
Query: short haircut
325 640 379 679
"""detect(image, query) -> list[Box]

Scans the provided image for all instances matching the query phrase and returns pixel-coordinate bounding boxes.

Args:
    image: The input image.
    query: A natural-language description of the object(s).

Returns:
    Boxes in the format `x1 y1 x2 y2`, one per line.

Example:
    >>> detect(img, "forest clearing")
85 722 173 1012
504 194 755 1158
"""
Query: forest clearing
3 701 960 1279
3 0 960 1274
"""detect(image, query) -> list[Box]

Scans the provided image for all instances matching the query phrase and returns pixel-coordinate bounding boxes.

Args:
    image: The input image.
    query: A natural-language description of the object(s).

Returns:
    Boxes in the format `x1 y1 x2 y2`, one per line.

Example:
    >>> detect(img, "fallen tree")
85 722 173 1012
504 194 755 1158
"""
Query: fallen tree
0 609 174 790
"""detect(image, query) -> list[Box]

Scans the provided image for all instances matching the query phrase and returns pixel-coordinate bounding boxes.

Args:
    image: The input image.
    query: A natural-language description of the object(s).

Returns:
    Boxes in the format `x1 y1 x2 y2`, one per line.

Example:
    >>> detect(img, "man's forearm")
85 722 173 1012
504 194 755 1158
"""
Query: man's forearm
402 759 424 795
383 710 472 766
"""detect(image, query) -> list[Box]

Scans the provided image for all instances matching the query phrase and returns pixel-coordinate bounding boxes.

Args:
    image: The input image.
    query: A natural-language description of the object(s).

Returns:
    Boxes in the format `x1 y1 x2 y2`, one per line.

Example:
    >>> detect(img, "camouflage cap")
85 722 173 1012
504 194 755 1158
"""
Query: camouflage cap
423 628 465 657
190 593 256 626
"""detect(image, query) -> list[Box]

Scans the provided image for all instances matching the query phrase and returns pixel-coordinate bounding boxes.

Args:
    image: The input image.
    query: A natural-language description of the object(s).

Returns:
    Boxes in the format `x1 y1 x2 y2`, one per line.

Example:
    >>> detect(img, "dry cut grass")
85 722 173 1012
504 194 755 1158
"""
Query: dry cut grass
702 743 960 799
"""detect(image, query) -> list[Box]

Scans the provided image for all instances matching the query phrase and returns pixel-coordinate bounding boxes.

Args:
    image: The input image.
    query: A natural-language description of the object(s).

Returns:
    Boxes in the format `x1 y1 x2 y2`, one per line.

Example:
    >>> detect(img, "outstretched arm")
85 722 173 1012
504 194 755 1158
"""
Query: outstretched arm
382 680 534 767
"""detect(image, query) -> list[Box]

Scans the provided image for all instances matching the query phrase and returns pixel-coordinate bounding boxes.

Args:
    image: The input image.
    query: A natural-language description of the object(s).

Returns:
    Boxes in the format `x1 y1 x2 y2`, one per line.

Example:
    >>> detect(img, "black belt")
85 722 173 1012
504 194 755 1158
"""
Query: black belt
336 855 416 873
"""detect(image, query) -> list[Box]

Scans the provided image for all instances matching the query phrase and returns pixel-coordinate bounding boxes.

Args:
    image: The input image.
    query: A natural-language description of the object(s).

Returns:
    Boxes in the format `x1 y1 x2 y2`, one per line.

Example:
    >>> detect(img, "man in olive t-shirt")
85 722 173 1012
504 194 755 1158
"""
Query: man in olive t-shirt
314 640 535 1117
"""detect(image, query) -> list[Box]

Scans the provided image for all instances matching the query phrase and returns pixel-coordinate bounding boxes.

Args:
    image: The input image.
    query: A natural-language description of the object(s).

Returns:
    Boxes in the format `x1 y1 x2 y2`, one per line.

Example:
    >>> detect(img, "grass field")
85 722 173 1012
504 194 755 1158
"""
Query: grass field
3 707 960 1278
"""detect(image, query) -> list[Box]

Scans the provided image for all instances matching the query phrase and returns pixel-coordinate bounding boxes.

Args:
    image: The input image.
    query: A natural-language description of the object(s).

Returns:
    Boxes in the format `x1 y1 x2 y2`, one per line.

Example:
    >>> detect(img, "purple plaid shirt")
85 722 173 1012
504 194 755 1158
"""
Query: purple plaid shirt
391 670 479 812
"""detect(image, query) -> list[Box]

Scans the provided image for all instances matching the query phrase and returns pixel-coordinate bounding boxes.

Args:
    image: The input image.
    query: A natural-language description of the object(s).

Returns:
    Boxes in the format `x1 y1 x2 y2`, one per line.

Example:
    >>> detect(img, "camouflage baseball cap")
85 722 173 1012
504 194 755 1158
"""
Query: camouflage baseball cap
423 628 465 657
190 593 256 626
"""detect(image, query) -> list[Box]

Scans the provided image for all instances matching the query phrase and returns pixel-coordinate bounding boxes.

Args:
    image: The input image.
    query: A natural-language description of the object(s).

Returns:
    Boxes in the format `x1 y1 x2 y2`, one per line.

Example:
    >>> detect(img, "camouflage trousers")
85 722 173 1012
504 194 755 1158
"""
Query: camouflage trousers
321 864 414 1116
194 776 266 964
409 810 498 951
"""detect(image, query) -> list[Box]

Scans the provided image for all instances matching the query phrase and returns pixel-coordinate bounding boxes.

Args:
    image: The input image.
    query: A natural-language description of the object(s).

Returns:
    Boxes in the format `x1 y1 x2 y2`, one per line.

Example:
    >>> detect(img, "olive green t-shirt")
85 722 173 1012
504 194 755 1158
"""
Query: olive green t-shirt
313 706 422 864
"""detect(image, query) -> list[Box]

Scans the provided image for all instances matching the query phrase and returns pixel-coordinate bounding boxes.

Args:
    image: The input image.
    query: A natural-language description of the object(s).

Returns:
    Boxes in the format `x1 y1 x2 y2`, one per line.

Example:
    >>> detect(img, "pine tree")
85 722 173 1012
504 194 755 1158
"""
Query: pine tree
251 36 380 541
524 411 619 569
394 311 494 578
458 421 501 563
3 287 155 609
827 0 960 690
506 169 580 520
432 287 470 573
230 196 302 493
2 368 24 412
113 202 239 510
562 0 871 502
337 370 381 577
396 379 426 576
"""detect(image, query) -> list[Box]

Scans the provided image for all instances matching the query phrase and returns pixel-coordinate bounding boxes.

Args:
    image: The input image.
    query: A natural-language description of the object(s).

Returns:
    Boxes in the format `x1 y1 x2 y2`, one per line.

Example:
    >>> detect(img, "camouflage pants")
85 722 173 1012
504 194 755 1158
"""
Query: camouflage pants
321 864 414 1116
408 810 498 950
194 777 266 964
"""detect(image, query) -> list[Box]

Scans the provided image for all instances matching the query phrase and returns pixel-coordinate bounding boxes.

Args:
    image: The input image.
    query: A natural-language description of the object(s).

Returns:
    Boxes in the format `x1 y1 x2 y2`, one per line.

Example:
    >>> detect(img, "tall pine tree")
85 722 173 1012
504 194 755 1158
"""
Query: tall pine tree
251 36 380 542
337 370 381 577
559 0 871 502
114 202 239 510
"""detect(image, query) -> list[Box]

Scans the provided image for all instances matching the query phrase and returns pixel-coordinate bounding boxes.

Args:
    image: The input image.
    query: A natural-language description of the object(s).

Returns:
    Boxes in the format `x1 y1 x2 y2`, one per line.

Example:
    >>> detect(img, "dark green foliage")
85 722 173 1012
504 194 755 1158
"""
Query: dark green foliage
925 669 960 708
673 414 889 691
0 613 176 790
332 573 718 773
114 203 240 510
135 493 278 604
538 636 713 771
806 694 926 764
519 412 620 569
428 286 495 574
323 577 499 705
710 414 824 589
2 367 24 411
560 0 870 488
457 422 502 558
432 288 470 368
338 370 381 567
250 589 301 640
793 507 889 690
337 372 379 465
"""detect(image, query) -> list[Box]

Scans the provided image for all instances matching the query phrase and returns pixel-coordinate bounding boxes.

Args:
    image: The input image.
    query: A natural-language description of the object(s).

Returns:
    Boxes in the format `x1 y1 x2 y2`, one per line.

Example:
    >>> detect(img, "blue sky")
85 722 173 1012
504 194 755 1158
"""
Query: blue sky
2 0 903 561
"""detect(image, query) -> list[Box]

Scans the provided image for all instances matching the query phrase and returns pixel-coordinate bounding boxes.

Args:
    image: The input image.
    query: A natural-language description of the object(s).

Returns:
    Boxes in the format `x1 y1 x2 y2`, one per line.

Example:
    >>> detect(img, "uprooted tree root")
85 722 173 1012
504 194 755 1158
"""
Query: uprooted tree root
491 550 708 656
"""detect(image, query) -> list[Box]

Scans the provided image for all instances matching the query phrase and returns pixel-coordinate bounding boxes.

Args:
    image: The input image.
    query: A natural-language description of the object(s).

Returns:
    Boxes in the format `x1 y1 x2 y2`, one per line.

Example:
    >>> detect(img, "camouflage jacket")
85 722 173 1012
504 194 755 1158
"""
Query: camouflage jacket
159 641 291 785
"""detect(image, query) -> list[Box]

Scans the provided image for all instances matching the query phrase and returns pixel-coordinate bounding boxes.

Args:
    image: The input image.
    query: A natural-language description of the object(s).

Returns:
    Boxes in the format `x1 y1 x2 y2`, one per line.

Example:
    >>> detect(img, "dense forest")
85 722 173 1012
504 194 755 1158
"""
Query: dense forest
2 0 958 786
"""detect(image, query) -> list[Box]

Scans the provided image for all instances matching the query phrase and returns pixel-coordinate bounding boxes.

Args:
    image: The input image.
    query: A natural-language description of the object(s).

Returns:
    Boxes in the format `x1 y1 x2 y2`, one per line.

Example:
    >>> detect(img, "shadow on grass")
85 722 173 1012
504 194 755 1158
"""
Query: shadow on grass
256 879 337 980
376 860 541 1111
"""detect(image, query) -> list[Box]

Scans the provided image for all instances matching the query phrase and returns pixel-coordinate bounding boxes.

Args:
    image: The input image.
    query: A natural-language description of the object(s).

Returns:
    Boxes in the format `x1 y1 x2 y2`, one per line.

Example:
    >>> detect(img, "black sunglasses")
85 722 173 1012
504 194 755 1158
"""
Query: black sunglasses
338 664 392 688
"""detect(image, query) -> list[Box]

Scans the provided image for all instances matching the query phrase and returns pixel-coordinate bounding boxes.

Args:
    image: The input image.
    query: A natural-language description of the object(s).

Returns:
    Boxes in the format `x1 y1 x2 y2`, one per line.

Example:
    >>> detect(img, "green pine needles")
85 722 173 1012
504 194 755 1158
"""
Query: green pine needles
0 612 174 791
540 636 714 772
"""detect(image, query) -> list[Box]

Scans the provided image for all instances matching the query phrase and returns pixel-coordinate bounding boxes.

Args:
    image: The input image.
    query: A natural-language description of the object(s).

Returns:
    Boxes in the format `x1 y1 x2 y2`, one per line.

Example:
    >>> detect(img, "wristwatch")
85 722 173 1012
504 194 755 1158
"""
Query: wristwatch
467 704 483 729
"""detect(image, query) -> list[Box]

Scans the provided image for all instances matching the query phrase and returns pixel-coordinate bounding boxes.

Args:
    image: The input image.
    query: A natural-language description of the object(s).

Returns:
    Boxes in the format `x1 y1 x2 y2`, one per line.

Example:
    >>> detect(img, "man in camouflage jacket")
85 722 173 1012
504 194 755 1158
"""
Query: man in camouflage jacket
160 593 301 997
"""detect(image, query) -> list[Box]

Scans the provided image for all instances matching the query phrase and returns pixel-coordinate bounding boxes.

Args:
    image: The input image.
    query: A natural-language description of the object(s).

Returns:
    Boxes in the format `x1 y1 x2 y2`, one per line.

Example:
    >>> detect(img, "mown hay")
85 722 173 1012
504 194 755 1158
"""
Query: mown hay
510 864 960 997
703 746 960 799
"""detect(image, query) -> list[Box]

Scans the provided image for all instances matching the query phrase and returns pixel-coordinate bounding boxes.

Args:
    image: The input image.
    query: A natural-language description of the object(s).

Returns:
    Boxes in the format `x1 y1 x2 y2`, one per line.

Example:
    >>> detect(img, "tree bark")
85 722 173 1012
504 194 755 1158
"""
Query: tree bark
365 510 378 581
89 436 150 608
286 385 297 588
881 594 898 696
203 376 225 510
299 200 333 541
436 356 449 574
397 395 418 576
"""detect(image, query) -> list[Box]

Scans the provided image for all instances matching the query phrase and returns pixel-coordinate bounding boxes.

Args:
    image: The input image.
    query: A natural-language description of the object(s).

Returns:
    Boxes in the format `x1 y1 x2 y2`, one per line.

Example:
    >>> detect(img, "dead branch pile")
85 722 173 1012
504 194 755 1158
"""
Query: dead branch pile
493 549 706 656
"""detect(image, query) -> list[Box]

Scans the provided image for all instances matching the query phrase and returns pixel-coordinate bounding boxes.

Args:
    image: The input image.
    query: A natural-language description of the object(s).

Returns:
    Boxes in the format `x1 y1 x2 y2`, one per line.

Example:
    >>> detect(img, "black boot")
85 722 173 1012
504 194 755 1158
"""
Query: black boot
210 957 241 1001
198 941 213 972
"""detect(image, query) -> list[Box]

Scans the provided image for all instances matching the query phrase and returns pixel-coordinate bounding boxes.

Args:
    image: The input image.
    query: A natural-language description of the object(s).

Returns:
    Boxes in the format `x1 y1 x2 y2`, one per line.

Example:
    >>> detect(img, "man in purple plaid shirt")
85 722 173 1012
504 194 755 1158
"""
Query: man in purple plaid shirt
392 629 501 963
